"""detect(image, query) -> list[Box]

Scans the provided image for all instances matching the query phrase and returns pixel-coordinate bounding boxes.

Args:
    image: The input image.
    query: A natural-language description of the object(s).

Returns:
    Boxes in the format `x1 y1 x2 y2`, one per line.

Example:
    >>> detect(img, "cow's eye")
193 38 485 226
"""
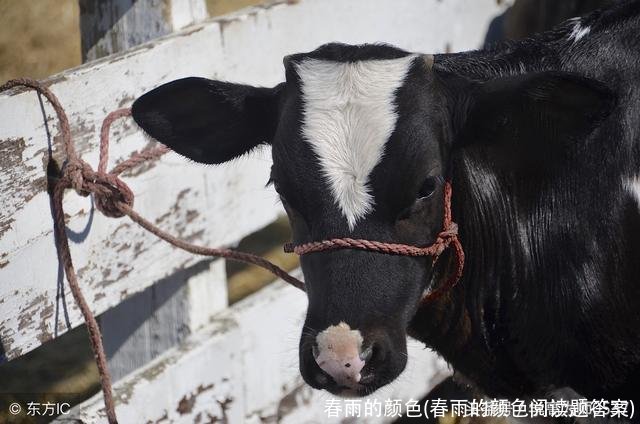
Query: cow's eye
418 175 441 200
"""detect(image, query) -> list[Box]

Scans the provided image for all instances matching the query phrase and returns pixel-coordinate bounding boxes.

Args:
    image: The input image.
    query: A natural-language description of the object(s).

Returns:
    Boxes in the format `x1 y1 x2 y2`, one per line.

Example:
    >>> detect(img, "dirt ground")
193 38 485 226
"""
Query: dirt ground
0 0 264 82
0 0 81 82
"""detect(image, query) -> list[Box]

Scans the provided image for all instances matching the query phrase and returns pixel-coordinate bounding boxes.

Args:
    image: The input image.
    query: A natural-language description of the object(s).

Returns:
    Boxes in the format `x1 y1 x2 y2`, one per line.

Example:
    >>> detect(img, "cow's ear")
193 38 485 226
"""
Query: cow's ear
132 77 282 164
458 72 615 172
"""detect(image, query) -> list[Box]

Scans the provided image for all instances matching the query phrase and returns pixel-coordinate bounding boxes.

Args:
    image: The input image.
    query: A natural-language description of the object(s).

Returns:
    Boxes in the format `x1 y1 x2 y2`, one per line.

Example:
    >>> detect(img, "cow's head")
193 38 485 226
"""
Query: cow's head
132 43 612 396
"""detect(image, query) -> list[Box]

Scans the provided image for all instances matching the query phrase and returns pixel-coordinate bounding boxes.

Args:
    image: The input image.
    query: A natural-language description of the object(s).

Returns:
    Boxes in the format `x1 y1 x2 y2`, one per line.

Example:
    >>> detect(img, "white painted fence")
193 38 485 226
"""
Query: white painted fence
0 0 508 421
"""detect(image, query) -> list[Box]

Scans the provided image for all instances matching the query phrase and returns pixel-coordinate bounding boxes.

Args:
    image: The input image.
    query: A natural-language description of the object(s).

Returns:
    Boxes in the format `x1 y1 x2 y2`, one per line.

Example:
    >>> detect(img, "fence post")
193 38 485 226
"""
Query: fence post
77 0 225 382
79 0 208 61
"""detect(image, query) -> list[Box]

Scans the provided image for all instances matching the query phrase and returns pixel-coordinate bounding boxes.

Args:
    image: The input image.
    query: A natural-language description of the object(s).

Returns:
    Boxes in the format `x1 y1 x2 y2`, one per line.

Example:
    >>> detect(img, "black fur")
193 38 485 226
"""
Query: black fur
414 0 640 407
131 0 640 411
132 77 281 164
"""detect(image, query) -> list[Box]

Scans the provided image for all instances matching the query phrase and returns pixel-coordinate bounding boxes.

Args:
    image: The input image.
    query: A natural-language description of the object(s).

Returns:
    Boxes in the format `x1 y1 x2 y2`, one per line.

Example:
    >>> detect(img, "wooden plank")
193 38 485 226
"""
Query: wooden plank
57 310 245 423
0 0 507 361
78 0 213 384
79 0 208 61
60 277 449 423
100 259 228 381
169 0 209 30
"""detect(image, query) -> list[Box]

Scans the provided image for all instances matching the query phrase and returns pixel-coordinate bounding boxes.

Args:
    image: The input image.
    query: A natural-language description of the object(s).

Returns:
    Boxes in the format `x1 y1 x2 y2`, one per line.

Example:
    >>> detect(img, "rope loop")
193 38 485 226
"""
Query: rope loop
59 156 134 218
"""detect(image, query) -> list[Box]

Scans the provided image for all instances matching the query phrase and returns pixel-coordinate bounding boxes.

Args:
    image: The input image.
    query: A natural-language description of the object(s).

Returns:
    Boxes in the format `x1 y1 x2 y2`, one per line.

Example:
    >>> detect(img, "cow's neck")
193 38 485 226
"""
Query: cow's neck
410 151 544 397
407 0 640 401
410 142 640 399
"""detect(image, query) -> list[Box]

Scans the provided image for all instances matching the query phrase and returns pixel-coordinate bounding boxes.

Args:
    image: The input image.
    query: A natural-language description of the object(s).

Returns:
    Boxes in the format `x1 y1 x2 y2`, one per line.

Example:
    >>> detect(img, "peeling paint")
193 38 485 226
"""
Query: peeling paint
17 294 46 331
217 397 233 423
276 384 313 420
176 383 214 415
146 409 169 424
69 120 96 155
0 137 26 169
0 137 39 239
1 47 279 360
119 146 161 177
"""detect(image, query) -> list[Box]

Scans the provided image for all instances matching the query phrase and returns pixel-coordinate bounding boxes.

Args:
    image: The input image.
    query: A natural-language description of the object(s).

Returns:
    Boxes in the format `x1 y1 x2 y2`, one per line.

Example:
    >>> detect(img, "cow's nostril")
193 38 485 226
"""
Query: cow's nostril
360 345 373 362
368 341 388 364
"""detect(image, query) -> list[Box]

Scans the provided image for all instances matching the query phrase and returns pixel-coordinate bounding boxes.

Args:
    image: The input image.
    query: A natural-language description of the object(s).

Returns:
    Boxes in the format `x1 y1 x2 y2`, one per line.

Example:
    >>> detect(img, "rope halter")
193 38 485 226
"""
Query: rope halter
284 181 465 303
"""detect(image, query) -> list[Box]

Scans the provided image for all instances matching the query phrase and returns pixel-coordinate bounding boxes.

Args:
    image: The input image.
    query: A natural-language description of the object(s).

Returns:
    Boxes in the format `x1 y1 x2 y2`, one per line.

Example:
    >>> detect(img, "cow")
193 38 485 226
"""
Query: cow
131 0 640 416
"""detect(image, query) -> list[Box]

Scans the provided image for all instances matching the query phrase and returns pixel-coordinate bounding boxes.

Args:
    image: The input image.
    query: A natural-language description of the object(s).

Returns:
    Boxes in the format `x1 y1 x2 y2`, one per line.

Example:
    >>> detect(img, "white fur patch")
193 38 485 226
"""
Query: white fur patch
315 322 365 388
569 19 590 42
624 176 640 208
316 322 363 357
296 55 417 230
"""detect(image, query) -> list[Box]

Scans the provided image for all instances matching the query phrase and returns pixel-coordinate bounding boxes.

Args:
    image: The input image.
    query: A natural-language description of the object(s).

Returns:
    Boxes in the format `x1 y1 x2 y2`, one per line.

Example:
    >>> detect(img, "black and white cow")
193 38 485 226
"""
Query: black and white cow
132 0 640 411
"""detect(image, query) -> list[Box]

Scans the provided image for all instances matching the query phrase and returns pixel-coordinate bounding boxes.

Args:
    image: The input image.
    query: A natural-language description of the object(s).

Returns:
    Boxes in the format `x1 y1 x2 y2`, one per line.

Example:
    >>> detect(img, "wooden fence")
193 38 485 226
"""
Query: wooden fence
0 0 507 421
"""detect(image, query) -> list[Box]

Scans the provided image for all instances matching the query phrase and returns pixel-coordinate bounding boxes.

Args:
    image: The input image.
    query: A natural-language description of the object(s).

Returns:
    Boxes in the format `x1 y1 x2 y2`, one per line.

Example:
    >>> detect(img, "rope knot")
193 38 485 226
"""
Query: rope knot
61 159 134 218
64 159 92 196
437 222 459 241
90 172 134 218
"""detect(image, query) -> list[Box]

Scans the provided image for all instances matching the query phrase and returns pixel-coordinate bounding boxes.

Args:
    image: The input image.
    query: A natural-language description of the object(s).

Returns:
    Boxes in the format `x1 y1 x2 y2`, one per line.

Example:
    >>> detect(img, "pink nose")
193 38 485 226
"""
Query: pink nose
314 349 366 388
313 322 368 388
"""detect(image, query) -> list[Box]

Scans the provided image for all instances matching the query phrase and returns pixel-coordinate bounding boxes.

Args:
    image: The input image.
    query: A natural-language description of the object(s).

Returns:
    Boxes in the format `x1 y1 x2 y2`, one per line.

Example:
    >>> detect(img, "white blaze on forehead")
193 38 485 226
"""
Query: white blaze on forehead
296 55 417 230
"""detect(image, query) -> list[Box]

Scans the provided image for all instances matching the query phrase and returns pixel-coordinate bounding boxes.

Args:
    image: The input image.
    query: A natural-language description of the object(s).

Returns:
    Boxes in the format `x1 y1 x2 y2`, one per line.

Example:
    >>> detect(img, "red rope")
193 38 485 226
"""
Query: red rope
0 79 303 423
1 78 119 424
0 77 464 423
284 182 465 303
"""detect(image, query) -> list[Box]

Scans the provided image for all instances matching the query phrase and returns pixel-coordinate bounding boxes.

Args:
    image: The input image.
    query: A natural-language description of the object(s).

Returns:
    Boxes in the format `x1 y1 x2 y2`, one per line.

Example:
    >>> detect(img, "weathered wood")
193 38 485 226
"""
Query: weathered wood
101 258 229 380
57 308 245 423
0 0 507 364
58 278 449 423
100 259 227 381
79 0 212 384
79 0 208 61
